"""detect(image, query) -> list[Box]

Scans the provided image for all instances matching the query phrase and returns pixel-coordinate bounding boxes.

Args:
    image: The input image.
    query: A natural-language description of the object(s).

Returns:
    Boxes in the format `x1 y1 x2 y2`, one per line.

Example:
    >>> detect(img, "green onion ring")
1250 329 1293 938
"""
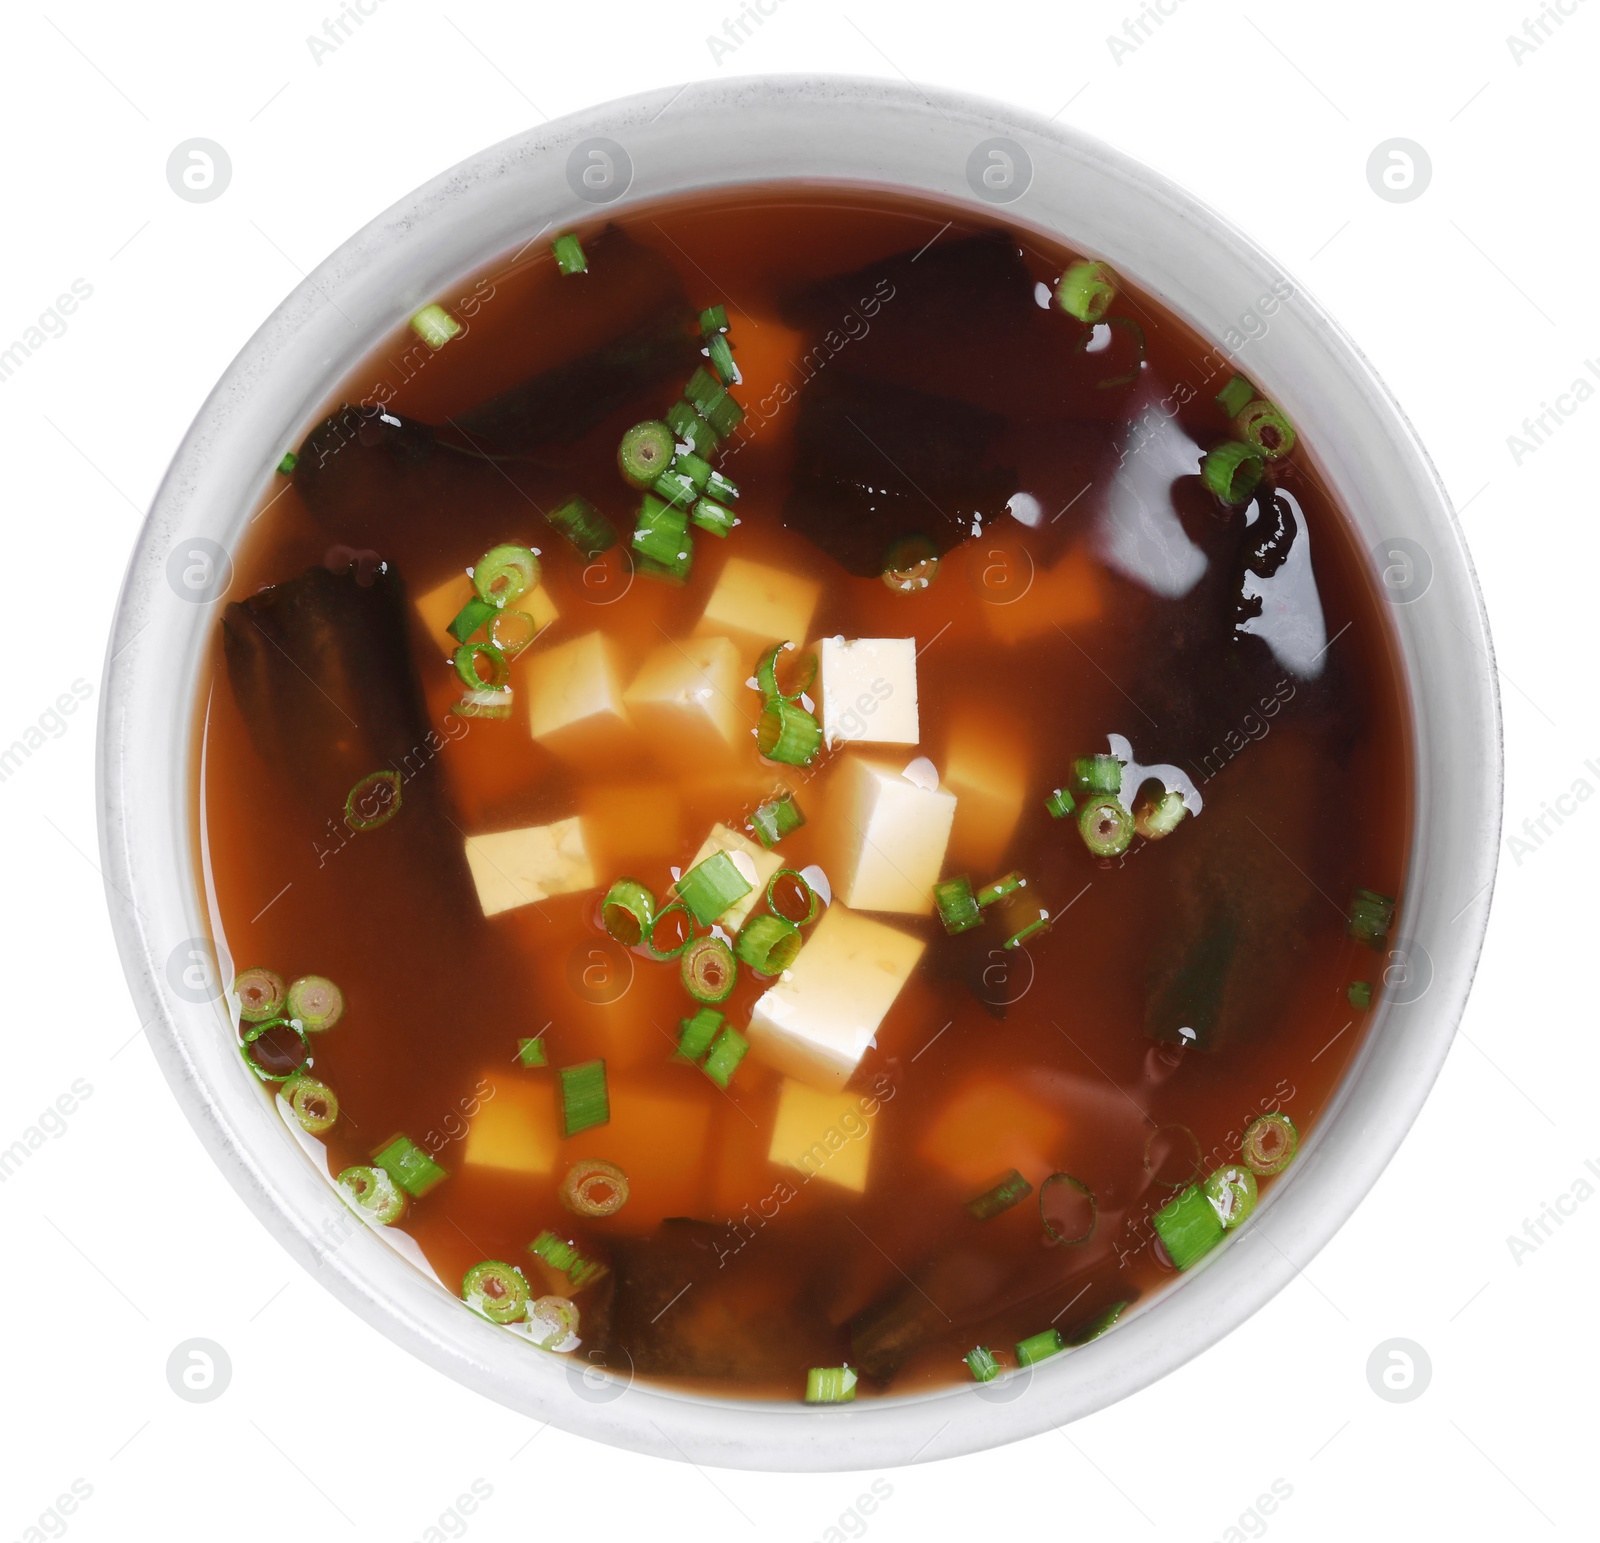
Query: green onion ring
345 769 402 831
559 1158 630 1218
735 914 802 974
454 640 510 691
600 878 655 948
1038 1171 1097 1245
765 868 819 926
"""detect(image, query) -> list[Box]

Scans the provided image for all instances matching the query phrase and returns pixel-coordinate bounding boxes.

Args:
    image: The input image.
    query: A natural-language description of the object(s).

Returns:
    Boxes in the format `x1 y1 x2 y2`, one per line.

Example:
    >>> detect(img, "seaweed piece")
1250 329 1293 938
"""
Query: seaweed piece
783 369 1019 576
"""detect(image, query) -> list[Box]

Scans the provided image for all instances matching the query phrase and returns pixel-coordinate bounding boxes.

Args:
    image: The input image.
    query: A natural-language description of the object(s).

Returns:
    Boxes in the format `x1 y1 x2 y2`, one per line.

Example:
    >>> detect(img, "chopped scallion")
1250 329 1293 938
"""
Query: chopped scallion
1044 786 1077 820
1057 260 1117 324
1237 398 1297 460
701 1025 749 1088
690 498 737 538
560 1158 629 1218
1015 1328 1065 1367
681 935 738 1004
1347 887 1396 947
489 607 538 657
1201 441 1265 505
1078 797 1133 858
286 974 344 1032
452 686 514 720
976 871 1024 908
677 850 754 927
373 1134 447 1198
757 697 822 765
551 233 587 276
666 399 719 457
277 450 299 475
463 1260 531 1323
525 1294 581 1350
684 365 722 413
284 1073 338 1135
240 1017 311 1082
644 901 694 960
410 303 461 350
699 304 728 334
559 1060 610 1138
1204 1164 1258 1229
706 331 739 386
675 1006 724 1063
1065 1302 1127 1346
345 769 402 831
755 641 818 702
1240 1112 1299 1176
472 544 540 607
749 792 805 848
965 1346 1002 1383
1072 754 1122 796
233 967 285 1023
766 868 819 926
705 468 739 504
735 913 802 974
546 494 618 560
1216 373 1256 419
528 1229 607 1291
338 1165 407 1224
1134 787 1188 839
516 1036 547 1068
1347 980 1372 1010
934 875 982 936
448 595 497 644
1152 1183 1225 1270
1003 906 1051 950
601 877 655 948
618 420 676 488
804 1366 857 1403
652 466 700 509
1039 1171 1097 1244
631 494 693 581
966 1169 1032 1220
454 641 511 691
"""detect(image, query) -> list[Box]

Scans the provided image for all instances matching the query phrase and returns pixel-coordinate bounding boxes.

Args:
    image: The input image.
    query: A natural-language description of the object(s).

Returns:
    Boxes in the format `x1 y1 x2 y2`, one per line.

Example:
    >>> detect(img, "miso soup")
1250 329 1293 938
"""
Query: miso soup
195 185 1411 1401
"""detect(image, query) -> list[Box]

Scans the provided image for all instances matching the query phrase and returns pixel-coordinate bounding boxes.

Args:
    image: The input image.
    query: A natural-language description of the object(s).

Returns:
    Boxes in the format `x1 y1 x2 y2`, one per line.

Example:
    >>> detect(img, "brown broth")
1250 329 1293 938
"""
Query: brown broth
194 184 1412 1400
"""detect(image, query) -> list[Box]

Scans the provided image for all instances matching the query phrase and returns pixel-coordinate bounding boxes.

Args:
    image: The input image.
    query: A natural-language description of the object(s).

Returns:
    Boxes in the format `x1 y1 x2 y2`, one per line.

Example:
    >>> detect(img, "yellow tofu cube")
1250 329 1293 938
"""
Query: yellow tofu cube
813 637 920 747
414 570 558 656
679 822 781 932
943 713 1028 869
824 755 956 914
464 815 595 917
768 1079 877 1192
698 556 820 647
747 903 924 1090
463 1075 559 1174
622 635 751 754
525 631 630 754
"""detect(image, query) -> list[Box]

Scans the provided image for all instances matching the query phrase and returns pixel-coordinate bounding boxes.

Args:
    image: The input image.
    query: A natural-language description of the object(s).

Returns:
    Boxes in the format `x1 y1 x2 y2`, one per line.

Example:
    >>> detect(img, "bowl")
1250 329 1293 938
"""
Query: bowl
97 74 1501 1471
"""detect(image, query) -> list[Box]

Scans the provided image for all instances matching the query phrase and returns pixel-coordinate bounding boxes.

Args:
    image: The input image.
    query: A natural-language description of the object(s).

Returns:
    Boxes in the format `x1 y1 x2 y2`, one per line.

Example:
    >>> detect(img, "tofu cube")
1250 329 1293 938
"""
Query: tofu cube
463 1074 559 1175
747 903 924 1090
525 631 629 755
943 713 1028 869
824 755 956 914
679 822 781 932
622 634 750 754
698 556 820 647
464 815 595 917
814 637 919 748
414 570 558 655
768 1079 877 1192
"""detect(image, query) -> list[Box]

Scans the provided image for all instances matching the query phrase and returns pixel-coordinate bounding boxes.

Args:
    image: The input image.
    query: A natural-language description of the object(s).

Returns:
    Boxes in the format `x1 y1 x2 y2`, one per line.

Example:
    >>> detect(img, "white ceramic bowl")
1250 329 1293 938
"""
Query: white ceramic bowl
98 75 1500 1471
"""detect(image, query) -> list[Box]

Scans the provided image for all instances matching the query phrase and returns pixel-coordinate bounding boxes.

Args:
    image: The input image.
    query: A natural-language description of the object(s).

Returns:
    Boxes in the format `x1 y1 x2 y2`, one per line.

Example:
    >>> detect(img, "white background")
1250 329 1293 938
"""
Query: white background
2 2 1594 1539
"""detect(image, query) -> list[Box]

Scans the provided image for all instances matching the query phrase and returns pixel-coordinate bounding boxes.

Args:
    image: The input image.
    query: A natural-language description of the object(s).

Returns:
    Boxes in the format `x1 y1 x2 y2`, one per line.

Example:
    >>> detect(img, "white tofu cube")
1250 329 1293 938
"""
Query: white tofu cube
824 755 956 914
813 637 919 748
525 631 629 754
698 556 820 647
679 822 781 932
622 635 749 754
414 570 557 655
464 816 595 917
768 1079 875 1192
943 714 1028 868
747 903 924 1091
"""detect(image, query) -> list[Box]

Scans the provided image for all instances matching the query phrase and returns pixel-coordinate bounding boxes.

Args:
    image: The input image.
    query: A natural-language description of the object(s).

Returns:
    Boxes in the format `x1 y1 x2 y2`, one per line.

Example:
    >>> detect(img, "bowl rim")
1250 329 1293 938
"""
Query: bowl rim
97 72 1501 1471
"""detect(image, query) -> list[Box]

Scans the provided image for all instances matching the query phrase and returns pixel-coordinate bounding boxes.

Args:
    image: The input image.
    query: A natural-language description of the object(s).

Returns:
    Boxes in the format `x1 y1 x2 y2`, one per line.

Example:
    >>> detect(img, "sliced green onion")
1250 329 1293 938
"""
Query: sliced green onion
652 466 700 509
472 544 540 607
1057 260 1117 324
452 686 514 720
1152 1184 1225 1270
1066 1302 1128 1346
551 233 587 276
705 468 739 503
529 1229 608 1291
1003 906 1051 950
1086 315 1147 390
631 494 692 573
701 1025 749 1089
1015 1329 1065 1367
285 975 343 1032
601 877 655 948
1072 754 1122 796
1237 399 1297 460
1134 787 1188 840
410 303 460 350
516 1036 547 1068
1204 1164 1258 1229
675 1007 724 1063
666 399 719 457
681 935 738 1004
705 331 739 387
559 1060 610 1138
525 1294 581 1350
672 451 713 492
735 914 802 974
277 450 299 475
373 1135 448 1198
618 420 676 488
644 901 694 960
345 769 402 831
690 499 737 538
757 697 822 766
284 1073 338 1135
1078 797 1133 858
454 641 510 691
233 967 285 1023
684 365 722 413
1347 980 1372 1010
755 641 818 702
703 390 744 438
1201 442 1265 504
677 850 754 927
489 607 538 657
750 792 805 848
1044 786 1076 820
1216 372 1256 419
1347 887 1396 947
699 304 728 334
240 1017 311 1082
965 1346 1001 1383
934 875 982 936
976 871 1024 908
463 1260 531 1323
338 1165 406 1224
448 595 497 644
766 868 819 926
634 550 694 587
546 494 618 560
560 1158 629 1218
804 1366 857 1403
881 534 940 593
1039 1172 1097 1245
966 1169 1032 1220
1144 1124 1202 1189
1240 1112 1299 1176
